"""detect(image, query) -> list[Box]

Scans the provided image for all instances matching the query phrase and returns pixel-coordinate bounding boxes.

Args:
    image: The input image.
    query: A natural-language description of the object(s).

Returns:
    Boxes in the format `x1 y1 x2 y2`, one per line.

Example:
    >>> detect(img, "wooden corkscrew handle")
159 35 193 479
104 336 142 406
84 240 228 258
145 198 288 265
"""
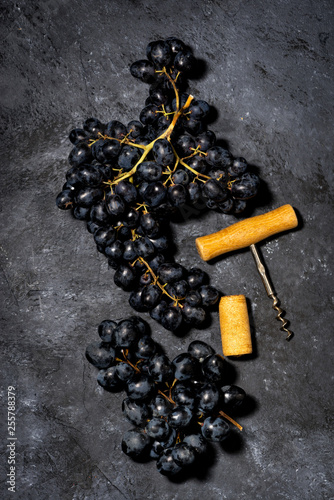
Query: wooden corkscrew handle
195 204 298 261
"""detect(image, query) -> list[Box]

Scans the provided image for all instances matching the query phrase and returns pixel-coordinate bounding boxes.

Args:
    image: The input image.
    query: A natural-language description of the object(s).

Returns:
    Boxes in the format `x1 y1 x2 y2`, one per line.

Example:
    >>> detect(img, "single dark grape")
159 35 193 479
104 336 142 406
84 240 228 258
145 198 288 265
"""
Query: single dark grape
73 205 90 220
114 180 138 204
133 236 155 259
83 117 105 137
68 142 92 167
156 448 183 476
187 267 207 289
139 104 159 125
105 120 127 139
153 139 174 166
221 385 246 409
93 227 116 248
172 442 196 466
168 405 193 429
202 179 228 202
85 341 115 369
140 212 161 238
172 353 200 381
201 416 230 442
90 200 111 224
187 340 215 363
182 304 206 326
137 161 163 182
146 40 173 69
114 264 137 291
75 187 104 208
56 189 74 210
157 262 185 284
161 305 183 331
149 84 171 106
145 417 171 441
141 284 162 309
113 319 140 349
148 353 174 383
97 366 123 391
130 59 156 83
228 157 248 177
188 99 210 120
105 193 126 217
231 172 260 199
122 239 137 261
122 398 152 426
174 49 196 73
184 290 202 307
98 319 118 343
142 181 167 207
134 335 157 360
171 382 196 410
122 428 152 459
197 383 220 413
76 164 103 187
127 373 156 401
183 433 207 455
206 146 233 168
104 240 124 261
118 145 142 171
195 130 216 152
122 207 140 229
198 285 220 307
150 394 173 418
69 128 88 145
201 354 225 383
168 184 187 206
115 362 136 382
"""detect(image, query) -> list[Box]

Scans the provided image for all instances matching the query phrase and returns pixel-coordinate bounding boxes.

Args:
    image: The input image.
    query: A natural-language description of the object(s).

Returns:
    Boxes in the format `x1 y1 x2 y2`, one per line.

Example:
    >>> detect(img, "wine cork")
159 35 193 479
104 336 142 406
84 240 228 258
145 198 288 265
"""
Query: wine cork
219 295 252 356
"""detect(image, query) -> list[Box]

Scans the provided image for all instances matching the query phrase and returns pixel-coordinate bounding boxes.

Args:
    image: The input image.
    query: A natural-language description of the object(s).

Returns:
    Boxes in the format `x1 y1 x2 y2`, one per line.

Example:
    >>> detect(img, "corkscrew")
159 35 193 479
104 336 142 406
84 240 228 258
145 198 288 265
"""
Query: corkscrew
195 204 298 341
249 243 292 340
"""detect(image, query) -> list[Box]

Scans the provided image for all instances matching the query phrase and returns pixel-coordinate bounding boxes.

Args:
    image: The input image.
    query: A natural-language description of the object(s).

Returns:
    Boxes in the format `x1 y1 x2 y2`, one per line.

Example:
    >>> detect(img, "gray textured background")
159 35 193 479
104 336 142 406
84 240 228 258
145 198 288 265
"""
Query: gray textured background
1 0 333 499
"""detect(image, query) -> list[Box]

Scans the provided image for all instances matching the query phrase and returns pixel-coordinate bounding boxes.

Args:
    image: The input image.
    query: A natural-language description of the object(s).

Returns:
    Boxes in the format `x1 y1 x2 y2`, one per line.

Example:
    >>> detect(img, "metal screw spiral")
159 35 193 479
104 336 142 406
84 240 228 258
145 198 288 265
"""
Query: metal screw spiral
250 244 293 341
269 294 293 341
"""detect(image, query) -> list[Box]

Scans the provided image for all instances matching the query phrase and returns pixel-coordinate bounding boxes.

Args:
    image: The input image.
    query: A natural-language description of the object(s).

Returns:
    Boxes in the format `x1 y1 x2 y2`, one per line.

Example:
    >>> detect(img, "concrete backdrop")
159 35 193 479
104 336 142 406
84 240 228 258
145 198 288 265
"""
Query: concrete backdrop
1 1 333 499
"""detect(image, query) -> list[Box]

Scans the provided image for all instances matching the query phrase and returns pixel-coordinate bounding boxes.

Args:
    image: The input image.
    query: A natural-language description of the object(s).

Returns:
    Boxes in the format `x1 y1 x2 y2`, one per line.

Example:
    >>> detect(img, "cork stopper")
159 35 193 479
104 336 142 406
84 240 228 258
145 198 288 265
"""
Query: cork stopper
219 295 252 356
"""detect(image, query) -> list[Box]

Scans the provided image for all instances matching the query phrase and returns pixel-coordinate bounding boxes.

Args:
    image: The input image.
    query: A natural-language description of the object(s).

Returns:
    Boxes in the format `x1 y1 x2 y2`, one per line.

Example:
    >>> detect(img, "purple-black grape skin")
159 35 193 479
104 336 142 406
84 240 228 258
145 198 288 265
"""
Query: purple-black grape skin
172 353 201 381
201 416 230 442
188 340 215 362
145 417 171 441
122 428 152 459
122 398 152 426
126 373 156 401
98 319 118 343
156 448 183 476
171 442 196 466
85 341 115 369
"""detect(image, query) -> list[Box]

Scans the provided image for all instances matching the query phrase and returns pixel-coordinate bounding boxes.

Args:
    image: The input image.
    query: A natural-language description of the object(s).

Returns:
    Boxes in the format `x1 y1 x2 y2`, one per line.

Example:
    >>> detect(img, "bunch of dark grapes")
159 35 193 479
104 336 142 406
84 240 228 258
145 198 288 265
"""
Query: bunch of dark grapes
86 315 247 477
56 37 261 332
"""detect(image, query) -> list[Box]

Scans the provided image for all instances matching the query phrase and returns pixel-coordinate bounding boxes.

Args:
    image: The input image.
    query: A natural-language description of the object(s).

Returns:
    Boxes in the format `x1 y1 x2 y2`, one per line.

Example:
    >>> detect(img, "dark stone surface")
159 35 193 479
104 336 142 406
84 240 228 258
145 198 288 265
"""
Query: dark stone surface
1 1 333 498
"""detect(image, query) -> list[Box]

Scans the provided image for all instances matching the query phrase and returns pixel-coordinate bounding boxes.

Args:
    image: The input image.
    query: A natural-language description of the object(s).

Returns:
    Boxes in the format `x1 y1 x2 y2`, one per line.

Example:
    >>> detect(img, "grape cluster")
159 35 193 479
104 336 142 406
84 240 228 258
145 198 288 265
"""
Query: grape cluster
56 37 261 331
86 315 247 477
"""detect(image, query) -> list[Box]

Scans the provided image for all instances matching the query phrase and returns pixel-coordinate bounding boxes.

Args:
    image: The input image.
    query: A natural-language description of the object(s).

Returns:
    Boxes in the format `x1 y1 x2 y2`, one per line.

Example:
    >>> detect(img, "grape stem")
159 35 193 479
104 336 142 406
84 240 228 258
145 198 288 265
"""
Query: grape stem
170 143 211 180
137 257 184 306
219 410 243 431
107 95 194 188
